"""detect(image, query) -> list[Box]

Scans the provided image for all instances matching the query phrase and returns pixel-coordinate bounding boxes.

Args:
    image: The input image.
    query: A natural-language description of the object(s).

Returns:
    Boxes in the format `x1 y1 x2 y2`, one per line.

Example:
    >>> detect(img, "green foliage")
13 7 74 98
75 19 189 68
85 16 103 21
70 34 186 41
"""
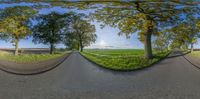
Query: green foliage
153 31 172 51
90 1 197 39
32 12 73 54
82 49 170 70
64 31 79 50
197 21 200 29
168 17 200 49
0 6 36 55
86 1 197 59
64 14 96 51
0 6 36 19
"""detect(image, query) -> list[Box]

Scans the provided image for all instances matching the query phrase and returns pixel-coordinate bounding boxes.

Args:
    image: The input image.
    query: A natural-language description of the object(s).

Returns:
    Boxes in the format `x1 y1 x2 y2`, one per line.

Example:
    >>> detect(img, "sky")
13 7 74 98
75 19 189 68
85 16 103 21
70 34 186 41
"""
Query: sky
0 2 200 49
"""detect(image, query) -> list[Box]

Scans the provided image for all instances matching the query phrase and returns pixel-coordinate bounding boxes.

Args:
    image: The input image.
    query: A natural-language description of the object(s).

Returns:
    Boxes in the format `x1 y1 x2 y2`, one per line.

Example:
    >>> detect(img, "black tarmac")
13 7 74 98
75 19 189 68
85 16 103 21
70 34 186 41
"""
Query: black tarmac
0 52 200 99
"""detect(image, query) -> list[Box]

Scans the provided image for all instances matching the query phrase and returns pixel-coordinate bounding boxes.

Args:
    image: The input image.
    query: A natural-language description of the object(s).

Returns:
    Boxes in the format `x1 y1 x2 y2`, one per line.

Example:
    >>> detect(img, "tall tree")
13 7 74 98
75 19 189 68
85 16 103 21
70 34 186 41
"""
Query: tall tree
169 16 200 51
64 32 79 50
187 17 199 52
153 31 172 51
88 1 199 59
0 6 36 55
64 15 96 52
32 12 70 54
169 22 198 50
49 1 197 59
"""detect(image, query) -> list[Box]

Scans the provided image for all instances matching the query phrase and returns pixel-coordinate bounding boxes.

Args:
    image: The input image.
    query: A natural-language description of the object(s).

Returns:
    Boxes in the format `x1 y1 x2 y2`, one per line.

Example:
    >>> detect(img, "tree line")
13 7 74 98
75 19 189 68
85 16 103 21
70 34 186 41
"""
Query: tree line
57 1 200 59
0 1 200 59
0 6 96 55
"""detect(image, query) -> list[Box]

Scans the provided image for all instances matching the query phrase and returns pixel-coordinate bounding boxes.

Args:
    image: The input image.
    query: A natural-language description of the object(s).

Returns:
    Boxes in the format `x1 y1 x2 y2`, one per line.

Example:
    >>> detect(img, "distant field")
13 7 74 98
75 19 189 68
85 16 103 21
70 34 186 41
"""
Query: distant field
81 49 170 70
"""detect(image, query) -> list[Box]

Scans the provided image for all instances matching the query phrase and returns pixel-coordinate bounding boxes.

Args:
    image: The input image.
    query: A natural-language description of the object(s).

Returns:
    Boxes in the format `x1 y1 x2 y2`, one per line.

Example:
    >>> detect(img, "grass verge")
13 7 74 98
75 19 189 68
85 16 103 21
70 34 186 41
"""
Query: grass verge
0 51 70 63
189 51 200 58
81 49 170 71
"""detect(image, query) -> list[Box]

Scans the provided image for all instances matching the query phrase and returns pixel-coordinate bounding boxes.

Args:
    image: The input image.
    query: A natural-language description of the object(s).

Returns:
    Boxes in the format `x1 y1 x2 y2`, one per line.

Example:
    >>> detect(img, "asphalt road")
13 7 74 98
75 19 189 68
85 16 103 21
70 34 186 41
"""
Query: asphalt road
0 52 200 99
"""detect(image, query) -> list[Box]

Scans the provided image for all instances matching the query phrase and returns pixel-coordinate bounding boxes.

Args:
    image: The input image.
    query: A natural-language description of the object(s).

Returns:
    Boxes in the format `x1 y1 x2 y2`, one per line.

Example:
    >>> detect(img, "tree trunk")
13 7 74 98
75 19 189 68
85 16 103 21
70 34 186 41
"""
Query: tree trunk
80 47 83 52
79 36 83 52
191 43 194 52
14 39 19 56
79 41 83 52
77 43 80 51
50 43 54 54
144 30 153 59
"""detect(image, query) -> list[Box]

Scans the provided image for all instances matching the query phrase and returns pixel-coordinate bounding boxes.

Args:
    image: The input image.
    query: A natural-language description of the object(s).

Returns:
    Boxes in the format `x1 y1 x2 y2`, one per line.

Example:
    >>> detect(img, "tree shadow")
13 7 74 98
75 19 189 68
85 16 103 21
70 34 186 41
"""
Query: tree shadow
166 51 191 59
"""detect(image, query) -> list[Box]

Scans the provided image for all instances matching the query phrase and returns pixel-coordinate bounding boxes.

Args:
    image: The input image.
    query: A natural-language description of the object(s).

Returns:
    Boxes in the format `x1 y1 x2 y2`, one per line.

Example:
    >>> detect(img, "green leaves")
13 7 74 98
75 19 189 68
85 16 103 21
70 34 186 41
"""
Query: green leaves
0 16 30 38
196 21 200 30
64 14 96 51
0 6 36 55
168 17 200 49
32 12 73 54
32 12 68 45
0 6 33 44
0 6 37 20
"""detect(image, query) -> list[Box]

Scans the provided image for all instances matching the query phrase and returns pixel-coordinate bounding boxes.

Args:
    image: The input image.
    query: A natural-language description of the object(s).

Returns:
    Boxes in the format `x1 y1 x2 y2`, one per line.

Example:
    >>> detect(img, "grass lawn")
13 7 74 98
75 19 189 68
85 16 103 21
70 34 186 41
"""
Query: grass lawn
84 49 144 56
0 51 70 63
81 49 170 71
189 51 200 58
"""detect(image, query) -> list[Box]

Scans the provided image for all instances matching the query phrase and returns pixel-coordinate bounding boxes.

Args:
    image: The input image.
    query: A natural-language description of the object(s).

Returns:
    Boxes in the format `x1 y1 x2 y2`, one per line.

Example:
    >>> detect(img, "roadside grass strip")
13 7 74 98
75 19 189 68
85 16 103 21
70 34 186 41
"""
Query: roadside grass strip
189 51 200 57
0 51 71 63
81 50 170 70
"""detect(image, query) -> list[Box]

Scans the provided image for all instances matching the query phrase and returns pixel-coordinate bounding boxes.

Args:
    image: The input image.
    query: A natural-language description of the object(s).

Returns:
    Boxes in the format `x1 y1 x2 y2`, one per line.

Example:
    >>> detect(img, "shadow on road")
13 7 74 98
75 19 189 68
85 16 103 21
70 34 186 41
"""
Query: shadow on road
166 51 191 59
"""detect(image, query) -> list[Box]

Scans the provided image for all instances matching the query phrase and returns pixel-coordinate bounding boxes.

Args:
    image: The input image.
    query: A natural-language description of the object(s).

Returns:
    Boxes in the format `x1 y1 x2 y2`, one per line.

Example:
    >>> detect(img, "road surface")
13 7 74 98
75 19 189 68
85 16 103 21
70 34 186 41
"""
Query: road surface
0 52 200 99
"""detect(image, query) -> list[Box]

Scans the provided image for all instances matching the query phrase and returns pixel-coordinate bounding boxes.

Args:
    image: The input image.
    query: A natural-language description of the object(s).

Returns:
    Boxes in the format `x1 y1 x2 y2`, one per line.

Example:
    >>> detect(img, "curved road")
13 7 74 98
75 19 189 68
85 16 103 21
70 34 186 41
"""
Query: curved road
0 52 200 99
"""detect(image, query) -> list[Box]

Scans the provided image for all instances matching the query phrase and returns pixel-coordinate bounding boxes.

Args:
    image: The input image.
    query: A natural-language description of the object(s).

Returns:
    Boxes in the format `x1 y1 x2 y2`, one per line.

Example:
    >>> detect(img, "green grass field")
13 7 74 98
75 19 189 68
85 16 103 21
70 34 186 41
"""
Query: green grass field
81 49 170 70
0 51 70 63
189 51 200 57
84 49 144 56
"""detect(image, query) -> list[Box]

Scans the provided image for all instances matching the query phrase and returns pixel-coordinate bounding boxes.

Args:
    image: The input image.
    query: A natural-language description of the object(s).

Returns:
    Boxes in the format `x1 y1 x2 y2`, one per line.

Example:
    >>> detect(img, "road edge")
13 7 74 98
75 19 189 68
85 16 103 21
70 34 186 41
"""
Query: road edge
0 52 72 75
183 54 200 70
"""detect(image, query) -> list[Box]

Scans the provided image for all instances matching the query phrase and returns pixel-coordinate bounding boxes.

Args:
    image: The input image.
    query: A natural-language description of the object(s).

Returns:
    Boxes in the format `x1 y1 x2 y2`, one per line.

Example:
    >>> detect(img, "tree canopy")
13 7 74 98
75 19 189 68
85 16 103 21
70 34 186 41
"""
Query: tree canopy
32 12 74 54
81 1 199 58
0 6 36 55
168 16 200 50
0 1 200 57
64 14 96 52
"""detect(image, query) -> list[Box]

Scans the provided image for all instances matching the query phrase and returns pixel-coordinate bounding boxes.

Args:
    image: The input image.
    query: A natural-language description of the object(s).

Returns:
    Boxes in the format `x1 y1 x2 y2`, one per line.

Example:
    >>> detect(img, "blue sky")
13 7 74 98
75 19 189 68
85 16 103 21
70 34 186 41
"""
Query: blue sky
0 3 143 49
0 2 200 49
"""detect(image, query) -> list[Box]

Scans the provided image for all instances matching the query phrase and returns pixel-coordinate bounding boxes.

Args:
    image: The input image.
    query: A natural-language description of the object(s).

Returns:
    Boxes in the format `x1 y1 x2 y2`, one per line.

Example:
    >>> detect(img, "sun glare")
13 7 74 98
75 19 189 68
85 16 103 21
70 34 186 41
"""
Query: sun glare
99 40 106 47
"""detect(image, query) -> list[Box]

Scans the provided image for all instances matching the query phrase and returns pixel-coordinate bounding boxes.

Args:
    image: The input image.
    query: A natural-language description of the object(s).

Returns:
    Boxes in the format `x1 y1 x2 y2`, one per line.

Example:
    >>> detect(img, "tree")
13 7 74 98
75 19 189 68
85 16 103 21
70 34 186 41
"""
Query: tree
190 38 197 52
197 21 200 29
2 1 198 59
153 31 172 51
1 1 199 57
186 16 200 52
169 17 200 51
78 1 198 59
64 31 79 50
32 12 70 54
0 6 36 55
64 15 96 52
